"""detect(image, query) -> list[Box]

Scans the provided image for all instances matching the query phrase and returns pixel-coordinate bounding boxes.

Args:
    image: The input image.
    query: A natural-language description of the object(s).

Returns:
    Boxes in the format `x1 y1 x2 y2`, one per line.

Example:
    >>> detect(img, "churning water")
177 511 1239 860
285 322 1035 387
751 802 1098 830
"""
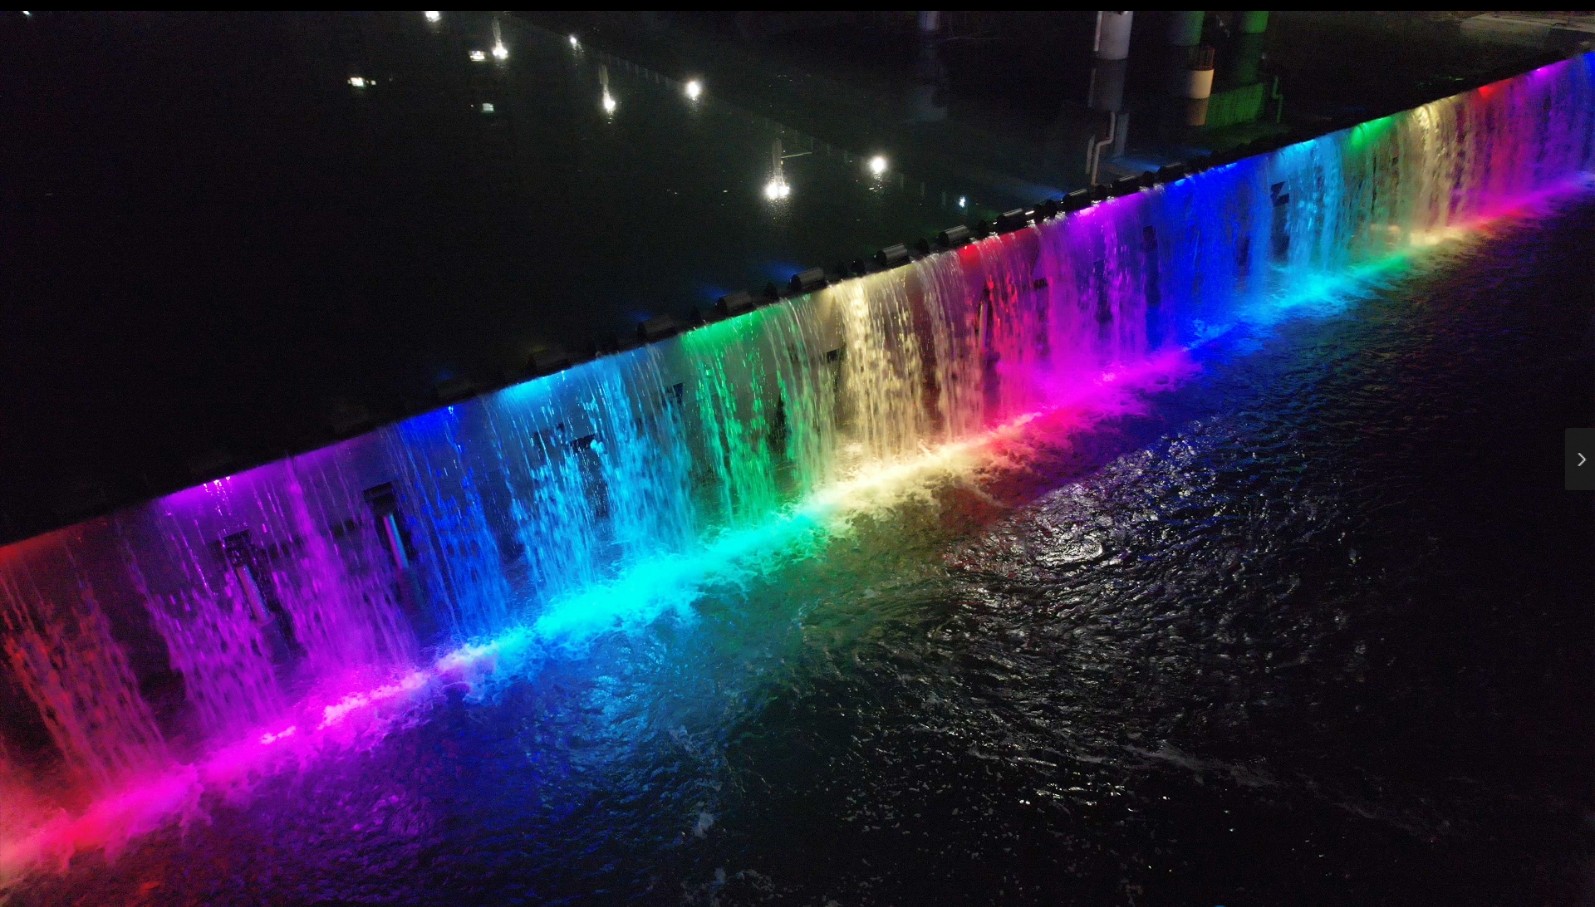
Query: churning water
2 53 1593 906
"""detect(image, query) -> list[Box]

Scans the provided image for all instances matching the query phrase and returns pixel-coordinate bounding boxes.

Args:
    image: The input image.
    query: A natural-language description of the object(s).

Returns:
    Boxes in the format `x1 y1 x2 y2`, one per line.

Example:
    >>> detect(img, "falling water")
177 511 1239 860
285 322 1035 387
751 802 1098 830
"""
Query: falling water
1 561 170 794
1 52 1592 873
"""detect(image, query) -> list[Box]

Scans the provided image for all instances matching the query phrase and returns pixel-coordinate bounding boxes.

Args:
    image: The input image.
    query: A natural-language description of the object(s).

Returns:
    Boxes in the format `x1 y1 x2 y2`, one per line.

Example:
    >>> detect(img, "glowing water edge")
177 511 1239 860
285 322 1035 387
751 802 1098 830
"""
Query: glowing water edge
2 54 1593 886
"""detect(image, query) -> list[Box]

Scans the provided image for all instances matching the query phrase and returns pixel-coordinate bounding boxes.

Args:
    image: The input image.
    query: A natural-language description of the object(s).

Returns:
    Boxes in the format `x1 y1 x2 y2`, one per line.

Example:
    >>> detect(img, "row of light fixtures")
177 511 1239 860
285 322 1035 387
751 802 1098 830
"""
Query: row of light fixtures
405 13 915 209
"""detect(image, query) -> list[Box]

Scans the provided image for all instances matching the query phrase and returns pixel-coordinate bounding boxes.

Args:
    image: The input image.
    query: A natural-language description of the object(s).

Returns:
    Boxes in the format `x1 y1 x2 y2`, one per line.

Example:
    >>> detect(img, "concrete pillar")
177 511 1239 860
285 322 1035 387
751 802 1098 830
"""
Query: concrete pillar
1166 10 1204 46
1178 65 1215 100
1175 44 1215 99
1164 11 1206 102
1094 11 1133 61
1088 58 1127 112
1217 11 1268 89
1227 31 1266 86
1088 11 1133 185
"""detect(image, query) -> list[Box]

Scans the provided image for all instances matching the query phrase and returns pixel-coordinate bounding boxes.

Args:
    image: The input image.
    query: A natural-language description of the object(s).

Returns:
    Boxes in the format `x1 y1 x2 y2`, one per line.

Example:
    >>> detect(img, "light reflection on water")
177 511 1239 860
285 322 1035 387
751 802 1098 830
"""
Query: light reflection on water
12 193 1595 905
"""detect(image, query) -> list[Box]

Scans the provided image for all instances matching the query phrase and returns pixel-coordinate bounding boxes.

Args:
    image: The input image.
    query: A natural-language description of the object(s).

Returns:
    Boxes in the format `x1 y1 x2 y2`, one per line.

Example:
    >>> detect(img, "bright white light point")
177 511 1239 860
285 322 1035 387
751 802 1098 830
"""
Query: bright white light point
958 195 967 208
481 102 495 113
424 10 440 22
602 92 617 114
868 155 888 175
569 34 580 48
764 178 791 201
491 41 508 61
469 50 486 62
347 76 367 88
684 79 703 100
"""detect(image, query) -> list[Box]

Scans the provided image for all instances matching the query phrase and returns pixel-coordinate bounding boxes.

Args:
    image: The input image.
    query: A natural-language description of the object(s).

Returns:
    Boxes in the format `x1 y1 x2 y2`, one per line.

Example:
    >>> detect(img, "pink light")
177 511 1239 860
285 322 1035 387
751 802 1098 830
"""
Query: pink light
0 648 504 882
4 55 1592 878
258 725 297 746
0 346 1204 882
316 671 428 730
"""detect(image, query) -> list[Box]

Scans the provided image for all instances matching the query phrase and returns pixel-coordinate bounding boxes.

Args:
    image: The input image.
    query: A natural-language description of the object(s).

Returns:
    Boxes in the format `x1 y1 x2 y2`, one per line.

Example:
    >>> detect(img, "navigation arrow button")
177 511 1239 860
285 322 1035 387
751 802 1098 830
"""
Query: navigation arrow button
1569 429 1595 490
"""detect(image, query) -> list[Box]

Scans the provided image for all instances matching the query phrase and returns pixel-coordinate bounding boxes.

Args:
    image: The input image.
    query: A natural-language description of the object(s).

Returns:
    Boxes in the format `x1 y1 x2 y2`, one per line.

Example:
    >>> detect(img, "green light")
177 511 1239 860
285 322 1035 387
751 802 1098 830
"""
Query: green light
1348 114 1399 152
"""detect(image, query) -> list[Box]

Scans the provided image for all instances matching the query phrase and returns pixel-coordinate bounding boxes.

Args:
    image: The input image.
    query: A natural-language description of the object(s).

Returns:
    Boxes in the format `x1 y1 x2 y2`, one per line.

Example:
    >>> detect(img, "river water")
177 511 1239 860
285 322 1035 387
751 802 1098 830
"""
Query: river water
10 189 1592 907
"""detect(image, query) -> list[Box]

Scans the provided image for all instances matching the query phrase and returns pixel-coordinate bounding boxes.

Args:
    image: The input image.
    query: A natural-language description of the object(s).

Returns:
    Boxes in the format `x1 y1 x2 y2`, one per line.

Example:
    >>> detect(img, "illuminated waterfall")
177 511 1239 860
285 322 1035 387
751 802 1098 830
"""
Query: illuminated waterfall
1 52 1592 878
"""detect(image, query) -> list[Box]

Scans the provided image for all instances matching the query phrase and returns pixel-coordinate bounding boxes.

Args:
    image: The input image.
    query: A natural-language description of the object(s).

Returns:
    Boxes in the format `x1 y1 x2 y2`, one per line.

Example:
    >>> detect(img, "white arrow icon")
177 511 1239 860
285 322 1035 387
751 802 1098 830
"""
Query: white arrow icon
1581 452 1589 467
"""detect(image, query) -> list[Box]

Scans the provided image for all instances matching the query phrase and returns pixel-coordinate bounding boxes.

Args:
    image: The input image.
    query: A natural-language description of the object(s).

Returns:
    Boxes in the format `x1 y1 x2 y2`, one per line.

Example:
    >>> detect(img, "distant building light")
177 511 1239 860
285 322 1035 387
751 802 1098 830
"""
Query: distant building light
491 41 508 61
348 76 368 88
958 195 967 208
469 49 487 62
684 79 703 101
481 102 495 114
868 155 888 176
569 34 580 48
424 10 440 22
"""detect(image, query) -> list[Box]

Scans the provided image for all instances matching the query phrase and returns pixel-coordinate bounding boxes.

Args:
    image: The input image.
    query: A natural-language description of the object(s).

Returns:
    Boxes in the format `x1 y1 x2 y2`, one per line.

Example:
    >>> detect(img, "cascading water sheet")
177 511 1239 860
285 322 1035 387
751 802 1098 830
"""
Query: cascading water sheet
1 51 1592 882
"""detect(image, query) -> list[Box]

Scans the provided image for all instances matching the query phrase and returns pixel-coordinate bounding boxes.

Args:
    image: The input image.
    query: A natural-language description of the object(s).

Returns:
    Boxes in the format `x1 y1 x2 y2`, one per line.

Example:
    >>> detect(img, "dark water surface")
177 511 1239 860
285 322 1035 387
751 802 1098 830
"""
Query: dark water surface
11 194 1595 907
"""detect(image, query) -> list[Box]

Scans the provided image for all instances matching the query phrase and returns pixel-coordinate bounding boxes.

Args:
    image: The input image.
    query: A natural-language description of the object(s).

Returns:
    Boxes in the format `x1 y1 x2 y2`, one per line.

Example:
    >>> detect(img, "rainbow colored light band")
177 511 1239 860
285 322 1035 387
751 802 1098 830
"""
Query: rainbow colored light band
2 52 1592 884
